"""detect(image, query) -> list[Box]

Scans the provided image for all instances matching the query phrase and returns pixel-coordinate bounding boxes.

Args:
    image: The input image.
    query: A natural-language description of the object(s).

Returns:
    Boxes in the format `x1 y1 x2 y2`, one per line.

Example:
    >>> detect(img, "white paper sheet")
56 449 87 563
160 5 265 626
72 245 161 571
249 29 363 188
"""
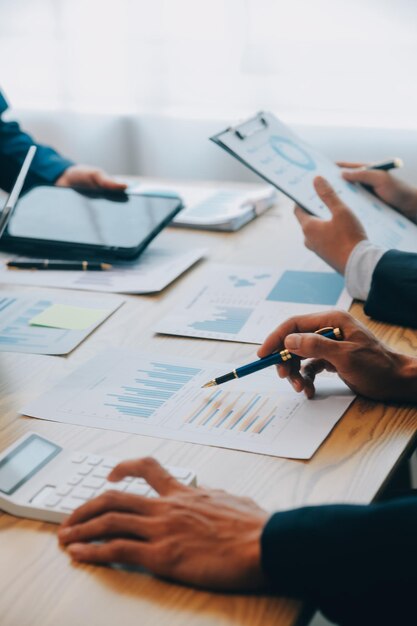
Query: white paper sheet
0 292 123 355
213 112 417 252
0 243 206 294
22 349 354 459
155 264 352 344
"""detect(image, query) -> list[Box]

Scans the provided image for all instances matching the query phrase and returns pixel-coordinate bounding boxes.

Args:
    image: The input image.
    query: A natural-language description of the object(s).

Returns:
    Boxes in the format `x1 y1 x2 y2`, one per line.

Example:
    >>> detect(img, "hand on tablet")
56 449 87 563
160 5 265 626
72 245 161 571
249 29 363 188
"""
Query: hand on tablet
294 176 367 274
339 161 417 221
55 165 127 192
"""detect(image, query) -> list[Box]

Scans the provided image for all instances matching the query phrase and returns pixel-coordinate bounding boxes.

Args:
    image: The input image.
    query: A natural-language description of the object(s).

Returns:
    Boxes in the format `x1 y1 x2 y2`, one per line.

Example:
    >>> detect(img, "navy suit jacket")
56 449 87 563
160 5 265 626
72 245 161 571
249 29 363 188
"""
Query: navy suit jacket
364 249 417 328
262 493 417 625
0 91 73 192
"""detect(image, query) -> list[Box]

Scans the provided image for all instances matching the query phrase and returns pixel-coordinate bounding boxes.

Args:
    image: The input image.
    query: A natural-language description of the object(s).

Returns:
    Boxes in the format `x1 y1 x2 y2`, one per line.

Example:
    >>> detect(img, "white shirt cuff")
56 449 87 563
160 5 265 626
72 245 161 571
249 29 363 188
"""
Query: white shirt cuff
345 240 386 301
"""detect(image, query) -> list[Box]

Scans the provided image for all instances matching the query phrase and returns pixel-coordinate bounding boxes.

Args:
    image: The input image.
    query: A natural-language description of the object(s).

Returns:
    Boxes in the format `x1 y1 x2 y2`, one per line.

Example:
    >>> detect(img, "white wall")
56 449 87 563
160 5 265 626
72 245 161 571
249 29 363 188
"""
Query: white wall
11 109 417 185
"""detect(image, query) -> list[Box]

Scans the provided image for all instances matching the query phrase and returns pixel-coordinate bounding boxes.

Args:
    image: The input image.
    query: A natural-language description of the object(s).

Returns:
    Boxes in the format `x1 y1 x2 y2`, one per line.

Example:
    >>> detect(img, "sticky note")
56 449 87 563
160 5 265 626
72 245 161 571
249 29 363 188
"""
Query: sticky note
30 304 110 330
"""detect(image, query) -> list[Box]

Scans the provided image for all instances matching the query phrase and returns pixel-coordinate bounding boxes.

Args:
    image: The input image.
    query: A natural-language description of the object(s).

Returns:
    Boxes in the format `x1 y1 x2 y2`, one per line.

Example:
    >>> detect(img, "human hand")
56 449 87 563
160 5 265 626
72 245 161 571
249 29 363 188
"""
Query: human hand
58 457 268 591
339 161 417 220
294 176 367 274
257 310 417 402
55 164 127 191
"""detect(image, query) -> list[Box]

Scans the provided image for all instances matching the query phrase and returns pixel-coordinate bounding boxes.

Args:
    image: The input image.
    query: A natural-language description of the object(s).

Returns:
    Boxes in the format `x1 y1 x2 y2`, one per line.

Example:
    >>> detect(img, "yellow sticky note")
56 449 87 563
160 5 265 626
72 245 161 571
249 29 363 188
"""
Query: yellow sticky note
30 304 110 331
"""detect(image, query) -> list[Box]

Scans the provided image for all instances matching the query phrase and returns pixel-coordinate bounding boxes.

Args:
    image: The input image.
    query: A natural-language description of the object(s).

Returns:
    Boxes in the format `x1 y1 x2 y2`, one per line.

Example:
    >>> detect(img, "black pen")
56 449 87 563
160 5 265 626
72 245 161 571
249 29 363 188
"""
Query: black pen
367 158 403 171
6 260 112 271
201 327 343 388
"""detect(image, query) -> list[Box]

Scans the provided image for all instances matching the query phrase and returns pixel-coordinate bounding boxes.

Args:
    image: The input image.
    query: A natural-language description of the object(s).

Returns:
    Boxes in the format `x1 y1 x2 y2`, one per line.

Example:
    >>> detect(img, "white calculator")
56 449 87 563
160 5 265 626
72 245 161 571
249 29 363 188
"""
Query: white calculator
0 432 197 524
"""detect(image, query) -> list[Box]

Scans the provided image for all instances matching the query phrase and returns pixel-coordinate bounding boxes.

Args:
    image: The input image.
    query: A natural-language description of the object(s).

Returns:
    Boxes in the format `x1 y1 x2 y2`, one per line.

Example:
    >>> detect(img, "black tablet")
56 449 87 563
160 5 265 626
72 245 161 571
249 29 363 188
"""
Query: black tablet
0 186 183 261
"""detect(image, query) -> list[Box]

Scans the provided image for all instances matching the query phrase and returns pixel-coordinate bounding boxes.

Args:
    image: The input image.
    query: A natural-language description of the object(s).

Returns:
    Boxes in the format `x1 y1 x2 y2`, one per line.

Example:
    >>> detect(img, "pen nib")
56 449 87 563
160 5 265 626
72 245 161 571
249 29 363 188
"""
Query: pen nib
201 380 216 388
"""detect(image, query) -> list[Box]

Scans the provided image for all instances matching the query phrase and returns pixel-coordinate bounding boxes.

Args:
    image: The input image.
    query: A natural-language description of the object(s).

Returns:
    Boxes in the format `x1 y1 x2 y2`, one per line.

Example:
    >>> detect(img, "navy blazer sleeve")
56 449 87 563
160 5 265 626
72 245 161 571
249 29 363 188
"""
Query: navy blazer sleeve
0 91 73 192
261 495 417 626
363 249 417 328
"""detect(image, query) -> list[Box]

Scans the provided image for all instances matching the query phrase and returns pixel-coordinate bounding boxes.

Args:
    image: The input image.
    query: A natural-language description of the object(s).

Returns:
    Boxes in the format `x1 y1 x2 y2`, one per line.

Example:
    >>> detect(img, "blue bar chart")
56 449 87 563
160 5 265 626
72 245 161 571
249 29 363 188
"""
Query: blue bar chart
104 361 202 418
188 306 253 335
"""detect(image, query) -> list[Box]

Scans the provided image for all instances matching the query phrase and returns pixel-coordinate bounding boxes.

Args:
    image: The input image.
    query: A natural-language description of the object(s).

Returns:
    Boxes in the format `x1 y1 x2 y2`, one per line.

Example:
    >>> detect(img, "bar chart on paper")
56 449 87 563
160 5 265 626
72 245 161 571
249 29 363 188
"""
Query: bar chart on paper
23 349 354 459
156 264 352 344
0 292 123 355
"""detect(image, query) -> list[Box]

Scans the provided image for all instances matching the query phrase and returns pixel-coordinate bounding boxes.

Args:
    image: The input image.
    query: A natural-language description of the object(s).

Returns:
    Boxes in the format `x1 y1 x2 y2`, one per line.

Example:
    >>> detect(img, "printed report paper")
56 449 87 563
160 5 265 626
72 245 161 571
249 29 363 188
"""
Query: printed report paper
22 349 355 459
156 264 352 344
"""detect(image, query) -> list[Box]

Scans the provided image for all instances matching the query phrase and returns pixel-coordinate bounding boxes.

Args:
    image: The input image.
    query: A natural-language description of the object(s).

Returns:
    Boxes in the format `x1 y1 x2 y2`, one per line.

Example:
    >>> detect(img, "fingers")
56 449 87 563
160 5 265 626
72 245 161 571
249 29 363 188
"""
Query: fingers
336 161 367 169
59 512 158 545
284 331 348 364
92 170 127 191
61 490 155 528
108 457 185 496
258 311 353 358
341 168 387 187
66 538 155 567
314 176 348 215
294 204 320 229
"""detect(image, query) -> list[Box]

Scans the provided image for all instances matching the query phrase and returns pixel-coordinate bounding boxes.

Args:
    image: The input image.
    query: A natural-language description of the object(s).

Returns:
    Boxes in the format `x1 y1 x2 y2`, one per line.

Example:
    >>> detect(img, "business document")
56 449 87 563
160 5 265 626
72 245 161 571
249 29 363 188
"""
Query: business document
0 242 206 295
22 349 354 459
212 112 417 252
156 264 352 344
0 292 123 355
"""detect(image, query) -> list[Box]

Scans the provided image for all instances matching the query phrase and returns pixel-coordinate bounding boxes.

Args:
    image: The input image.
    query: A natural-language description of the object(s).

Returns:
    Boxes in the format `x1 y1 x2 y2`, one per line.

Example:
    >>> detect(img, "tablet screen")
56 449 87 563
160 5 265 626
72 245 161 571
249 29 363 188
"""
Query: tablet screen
6 186 181 249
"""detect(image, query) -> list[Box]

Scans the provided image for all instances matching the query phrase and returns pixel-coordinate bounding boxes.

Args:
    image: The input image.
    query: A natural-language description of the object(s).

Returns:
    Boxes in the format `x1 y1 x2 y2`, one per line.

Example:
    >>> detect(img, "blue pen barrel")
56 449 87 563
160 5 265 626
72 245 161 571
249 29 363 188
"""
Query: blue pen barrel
236 351 289 377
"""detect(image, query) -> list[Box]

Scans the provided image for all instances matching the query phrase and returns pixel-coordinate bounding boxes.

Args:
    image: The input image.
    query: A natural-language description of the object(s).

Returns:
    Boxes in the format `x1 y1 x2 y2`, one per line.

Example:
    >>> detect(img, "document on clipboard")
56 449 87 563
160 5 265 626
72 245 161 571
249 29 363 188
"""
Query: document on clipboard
211 112 417 252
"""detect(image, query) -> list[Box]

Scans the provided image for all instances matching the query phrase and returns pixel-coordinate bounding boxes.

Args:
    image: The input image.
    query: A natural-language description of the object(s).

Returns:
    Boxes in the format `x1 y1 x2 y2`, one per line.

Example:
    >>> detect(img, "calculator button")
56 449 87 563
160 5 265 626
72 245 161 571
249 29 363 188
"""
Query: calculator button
44 494 62 508
67 475 82 486
72 487 95 500
83 477 105 490
77 465 93 476
101 458 118 469
71 453 87 464
92 466 110 479
56 484 73 497
126 483 150 496
165 466 191 480
86 455 103 466
108 482 128 492
60 497 83 512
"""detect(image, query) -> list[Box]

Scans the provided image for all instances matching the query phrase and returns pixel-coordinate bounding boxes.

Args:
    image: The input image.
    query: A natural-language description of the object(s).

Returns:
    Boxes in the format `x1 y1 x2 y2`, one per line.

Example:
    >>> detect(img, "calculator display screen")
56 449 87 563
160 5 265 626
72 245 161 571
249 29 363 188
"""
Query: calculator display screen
0 435 61 495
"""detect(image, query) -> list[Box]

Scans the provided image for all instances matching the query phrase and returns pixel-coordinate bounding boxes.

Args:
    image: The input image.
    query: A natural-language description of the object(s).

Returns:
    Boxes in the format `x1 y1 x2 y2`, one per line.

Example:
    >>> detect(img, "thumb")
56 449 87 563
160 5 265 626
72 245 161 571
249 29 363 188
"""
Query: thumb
314 176 348 216
285 332 343 363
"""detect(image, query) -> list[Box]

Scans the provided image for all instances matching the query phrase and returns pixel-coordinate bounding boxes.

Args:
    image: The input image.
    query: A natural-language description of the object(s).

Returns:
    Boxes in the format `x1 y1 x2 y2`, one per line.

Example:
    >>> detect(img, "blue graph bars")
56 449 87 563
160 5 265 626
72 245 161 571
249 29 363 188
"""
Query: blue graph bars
104 361 201 418
188 306 252 335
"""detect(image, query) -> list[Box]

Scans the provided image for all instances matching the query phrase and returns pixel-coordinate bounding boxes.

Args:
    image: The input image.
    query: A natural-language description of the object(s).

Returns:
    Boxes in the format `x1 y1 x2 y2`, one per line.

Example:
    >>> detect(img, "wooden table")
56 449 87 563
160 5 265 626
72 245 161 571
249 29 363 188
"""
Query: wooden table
1 185 417 626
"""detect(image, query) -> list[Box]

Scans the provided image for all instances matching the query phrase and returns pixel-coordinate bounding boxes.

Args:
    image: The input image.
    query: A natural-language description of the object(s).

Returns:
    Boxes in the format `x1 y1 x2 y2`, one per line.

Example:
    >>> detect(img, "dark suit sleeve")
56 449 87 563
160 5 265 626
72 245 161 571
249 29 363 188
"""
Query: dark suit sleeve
0 92 73 192
363 249 417 328
261 495 417 625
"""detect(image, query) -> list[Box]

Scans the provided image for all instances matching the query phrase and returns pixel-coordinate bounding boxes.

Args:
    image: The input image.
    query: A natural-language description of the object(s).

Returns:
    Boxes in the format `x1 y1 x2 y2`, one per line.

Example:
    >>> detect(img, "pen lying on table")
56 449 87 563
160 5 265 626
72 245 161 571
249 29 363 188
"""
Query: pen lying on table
201 326 343 388
6 260 112 271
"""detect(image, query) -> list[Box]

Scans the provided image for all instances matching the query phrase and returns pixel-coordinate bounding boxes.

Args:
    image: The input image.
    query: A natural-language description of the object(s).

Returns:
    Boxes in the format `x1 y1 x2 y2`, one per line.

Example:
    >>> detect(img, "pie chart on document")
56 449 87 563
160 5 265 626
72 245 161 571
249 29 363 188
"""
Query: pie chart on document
269 135 316 171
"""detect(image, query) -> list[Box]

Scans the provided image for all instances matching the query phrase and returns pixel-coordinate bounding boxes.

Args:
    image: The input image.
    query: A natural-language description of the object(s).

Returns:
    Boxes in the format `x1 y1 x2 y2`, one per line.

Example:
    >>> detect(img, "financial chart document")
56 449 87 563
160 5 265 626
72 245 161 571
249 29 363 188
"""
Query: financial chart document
22 349 354 459
0 292 123 355
0 242 206 294
156 264 352 344
213 112 417 252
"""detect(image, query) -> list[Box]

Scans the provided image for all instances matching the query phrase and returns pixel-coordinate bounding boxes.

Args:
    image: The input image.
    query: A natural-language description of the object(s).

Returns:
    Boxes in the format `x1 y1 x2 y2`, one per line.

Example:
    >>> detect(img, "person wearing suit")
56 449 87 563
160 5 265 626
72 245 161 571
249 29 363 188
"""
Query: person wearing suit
57 309 417 626
0 90 126 192
294 170 417 328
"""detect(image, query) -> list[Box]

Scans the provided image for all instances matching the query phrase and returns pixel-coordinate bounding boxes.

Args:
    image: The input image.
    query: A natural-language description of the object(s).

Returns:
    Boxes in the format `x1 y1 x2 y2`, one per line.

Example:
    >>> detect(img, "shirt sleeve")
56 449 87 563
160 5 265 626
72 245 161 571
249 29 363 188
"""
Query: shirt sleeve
261 495 417 625
344 240 386 301
0 93 73 192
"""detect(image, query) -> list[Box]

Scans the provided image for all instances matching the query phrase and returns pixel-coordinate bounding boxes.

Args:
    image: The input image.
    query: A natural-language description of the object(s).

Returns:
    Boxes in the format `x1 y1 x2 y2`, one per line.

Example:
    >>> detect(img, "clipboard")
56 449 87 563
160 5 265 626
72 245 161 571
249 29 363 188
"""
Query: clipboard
210 111 417 252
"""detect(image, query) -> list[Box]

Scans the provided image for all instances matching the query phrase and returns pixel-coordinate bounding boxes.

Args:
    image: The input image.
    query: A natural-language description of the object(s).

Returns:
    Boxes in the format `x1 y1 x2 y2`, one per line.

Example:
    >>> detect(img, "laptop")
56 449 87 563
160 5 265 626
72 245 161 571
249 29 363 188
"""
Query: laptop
0 145 36 240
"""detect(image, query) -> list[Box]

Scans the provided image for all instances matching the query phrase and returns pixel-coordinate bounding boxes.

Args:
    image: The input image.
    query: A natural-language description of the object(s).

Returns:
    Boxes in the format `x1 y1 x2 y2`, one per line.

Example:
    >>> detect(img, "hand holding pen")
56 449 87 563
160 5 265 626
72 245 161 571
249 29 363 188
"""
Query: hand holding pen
203 311 413 402
255 311 412 402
